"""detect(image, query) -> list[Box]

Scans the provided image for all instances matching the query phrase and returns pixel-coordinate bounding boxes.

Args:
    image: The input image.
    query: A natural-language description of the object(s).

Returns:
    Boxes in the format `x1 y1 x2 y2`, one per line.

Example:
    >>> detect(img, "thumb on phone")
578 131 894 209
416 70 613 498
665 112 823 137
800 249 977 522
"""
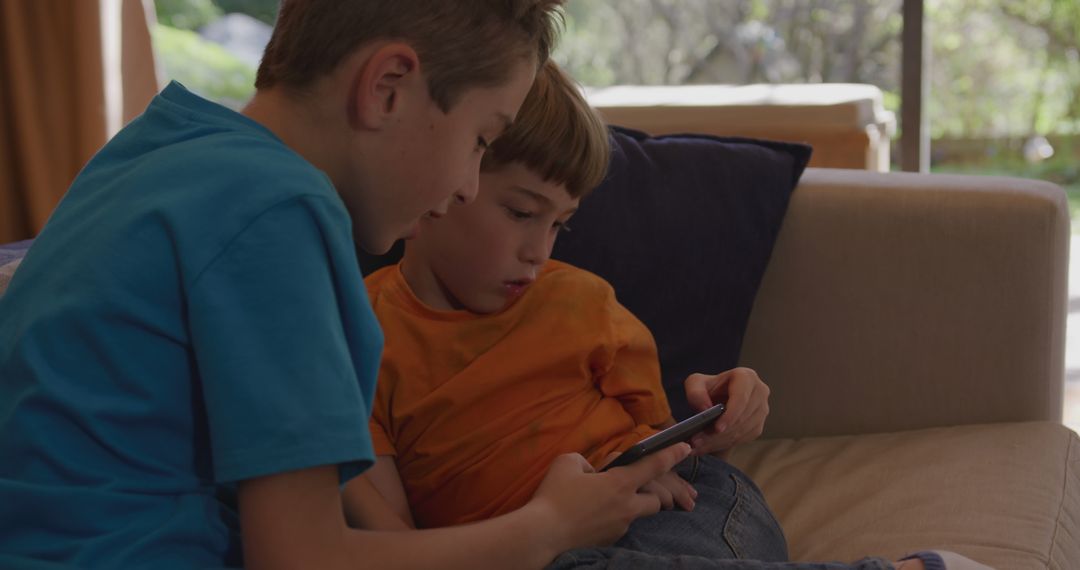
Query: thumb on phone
598 451 622 470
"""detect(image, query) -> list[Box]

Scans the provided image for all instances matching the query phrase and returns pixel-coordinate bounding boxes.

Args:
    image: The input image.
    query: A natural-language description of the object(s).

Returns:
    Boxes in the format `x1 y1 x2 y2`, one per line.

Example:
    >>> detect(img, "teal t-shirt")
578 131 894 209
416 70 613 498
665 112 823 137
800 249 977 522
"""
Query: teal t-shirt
0 83 383 568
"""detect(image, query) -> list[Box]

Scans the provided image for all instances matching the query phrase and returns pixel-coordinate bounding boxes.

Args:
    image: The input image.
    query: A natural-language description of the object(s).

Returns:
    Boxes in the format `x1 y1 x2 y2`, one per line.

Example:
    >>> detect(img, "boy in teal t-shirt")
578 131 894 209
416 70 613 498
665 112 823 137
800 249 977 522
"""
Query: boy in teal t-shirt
0 80 384 567
0 2 703 569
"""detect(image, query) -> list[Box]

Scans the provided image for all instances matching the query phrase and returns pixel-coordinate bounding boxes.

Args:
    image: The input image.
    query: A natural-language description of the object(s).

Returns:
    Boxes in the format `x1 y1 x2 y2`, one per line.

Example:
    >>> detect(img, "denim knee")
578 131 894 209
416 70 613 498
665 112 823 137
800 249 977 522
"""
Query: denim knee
719 461 788 562
610 455 788 562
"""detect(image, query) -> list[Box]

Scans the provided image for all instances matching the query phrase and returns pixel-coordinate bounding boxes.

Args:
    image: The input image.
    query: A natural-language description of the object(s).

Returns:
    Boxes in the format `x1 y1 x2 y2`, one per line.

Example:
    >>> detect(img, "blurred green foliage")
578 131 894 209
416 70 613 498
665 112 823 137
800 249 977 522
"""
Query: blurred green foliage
151 23 256 109
213 0 279 25
154 0 222 30
933 136 1080 219
553 0 1080 140
152 0 278 108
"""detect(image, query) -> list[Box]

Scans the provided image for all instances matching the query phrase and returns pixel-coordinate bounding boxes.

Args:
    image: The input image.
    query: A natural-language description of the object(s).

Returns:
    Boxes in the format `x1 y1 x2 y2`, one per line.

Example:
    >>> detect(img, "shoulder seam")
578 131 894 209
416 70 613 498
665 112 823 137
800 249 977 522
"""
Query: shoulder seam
187 194 342 292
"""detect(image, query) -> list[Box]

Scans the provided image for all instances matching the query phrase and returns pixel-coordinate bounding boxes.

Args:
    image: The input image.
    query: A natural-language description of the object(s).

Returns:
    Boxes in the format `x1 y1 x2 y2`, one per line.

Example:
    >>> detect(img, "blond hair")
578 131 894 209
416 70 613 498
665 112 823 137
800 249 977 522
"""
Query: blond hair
256 0 564 111
482 61 609 198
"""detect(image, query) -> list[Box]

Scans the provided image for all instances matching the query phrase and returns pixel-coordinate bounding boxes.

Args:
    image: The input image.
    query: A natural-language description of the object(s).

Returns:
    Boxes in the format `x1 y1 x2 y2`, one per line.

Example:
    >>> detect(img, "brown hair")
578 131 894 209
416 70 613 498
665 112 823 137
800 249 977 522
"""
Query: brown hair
481 61 610 199
256 0 564 112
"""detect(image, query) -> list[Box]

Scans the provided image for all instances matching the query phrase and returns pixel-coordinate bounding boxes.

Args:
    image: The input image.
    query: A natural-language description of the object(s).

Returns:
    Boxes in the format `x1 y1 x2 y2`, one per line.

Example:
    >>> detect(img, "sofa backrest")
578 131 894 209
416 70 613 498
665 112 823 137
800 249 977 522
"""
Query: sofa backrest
740 168 1069 437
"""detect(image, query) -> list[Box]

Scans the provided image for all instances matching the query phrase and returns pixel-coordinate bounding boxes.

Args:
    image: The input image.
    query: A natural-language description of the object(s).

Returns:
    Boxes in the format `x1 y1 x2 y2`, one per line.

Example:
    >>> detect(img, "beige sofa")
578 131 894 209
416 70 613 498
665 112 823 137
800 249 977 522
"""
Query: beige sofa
729 168 1078 569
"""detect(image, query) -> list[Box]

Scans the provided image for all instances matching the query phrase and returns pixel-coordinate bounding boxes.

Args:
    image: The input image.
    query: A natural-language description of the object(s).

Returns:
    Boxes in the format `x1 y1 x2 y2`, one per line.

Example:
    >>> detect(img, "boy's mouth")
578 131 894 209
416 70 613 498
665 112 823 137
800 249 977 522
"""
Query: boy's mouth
503 278 533 297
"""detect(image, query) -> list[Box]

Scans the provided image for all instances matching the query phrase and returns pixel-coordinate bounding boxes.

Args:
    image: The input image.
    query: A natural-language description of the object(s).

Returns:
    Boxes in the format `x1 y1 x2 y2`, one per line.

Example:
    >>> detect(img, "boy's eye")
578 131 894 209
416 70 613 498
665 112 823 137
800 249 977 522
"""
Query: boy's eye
505 206 533 220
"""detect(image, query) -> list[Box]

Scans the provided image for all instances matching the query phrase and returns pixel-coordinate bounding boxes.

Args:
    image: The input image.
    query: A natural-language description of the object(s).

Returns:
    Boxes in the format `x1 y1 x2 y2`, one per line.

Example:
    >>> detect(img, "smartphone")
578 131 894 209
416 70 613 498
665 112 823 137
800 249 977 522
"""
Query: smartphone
600 403 726 471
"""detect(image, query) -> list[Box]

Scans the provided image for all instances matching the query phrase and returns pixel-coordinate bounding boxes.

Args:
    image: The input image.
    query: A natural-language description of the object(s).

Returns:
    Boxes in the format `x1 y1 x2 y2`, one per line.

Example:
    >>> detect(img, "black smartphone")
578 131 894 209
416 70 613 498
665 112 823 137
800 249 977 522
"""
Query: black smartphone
600 403 726 471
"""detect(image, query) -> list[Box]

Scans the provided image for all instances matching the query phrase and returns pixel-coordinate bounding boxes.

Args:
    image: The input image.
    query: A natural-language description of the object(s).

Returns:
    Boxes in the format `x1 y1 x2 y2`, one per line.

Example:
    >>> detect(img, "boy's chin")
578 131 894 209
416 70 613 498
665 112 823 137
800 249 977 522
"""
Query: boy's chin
354 229 398 256
399 221 422 241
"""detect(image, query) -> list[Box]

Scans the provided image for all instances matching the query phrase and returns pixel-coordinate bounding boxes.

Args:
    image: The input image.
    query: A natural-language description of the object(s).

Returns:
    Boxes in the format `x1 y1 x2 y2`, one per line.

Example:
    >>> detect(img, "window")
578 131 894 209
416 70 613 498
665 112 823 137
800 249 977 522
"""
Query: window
150 1 1078 209
555 1 903 93
151 0 278 109
923 0 1079 218
553 0 1078 202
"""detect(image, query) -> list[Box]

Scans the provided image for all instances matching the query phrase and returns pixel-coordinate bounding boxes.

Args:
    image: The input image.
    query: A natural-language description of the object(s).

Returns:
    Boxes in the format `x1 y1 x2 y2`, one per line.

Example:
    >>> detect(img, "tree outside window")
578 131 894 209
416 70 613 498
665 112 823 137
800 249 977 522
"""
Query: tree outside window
552 0 1078 215
151 0 278 109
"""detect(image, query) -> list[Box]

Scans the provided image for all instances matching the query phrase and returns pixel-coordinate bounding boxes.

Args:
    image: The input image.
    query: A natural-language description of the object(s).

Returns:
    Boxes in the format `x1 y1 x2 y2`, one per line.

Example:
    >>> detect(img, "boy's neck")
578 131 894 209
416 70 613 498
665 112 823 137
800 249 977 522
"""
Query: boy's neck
242 87 349 185
399 248 463 312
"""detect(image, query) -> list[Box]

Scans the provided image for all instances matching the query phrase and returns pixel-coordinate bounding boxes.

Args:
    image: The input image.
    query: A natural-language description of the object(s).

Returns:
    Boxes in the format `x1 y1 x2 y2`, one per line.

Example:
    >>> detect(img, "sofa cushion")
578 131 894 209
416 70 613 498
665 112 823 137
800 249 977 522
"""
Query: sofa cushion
0 239 32 266
729 422 1080 569
551 127 811 420
0 240 32 296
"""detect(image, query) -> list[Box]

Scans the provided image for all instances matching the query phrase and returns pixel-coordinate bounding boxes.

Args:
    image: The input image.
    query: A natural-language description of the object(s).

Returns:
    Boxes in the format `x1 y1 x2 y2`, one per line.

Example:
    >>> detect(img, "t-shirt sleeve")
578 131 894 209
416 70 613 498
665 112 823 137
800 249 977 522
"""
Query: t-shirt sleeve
364 271 398 458
368 404 396 457
369 414 395 453
187 195 379 484
595 292 672 426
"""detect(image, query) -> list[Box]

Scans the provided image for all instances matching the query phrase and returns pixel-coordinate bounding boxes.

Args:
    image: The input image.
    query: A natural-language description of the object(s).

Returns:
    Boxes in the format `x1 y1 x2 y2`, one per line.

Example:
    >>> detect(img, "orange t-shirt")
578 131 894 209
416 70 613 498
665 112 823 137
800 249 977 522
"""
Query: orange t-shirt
366 260 671 528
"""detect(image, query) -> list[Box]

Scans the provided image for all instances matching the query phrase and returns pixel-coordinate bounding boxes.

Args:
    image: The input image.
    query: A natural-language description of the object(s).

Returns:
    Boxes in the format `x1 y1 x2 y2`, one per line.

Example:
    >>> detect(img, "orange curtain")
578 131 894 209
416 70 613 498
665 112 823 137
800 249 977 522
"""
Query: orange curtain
0 0 159 243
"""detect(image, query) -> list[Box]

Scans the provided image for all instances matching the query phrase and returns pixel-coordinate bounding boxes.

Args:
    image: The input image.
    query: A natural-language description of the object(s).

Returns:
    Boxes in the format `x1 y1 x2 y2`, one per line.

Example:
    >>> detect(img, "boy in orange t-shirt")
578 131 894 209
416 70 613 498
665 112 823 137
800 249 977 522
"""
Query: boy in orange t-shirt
359 61 786 560
356 62 970 570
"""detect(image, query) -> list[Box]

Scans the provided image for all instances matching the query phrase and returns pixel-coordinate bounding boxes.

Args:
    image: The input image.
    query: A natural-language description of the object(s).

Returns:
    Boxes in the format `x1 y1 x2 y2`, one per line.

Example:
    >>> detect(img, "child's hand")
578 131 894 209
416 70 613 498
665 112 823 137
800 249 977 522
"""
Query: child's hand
526 444 692 553
683 368 771 457
639 469 697 511
598 450 696 511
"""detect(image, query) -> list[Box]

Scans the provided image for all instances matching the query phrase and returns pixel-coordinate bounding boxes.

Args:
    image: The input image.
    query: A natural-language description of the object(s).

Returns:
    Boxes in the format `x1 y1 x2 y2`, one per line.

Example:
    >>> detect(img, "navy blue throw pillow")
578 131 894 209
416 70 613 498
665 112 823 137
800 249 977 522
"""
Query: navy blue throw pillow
551 127 811 420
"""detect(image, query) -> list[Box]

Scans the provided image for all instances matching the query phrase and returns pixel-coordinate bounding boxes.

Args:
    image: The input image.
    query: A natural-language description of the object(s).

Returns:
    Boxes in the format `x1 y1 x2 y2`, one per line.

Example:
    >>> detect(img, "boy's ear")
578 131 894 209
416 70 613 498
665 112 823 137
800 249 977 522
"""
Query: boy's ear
348 42 422 130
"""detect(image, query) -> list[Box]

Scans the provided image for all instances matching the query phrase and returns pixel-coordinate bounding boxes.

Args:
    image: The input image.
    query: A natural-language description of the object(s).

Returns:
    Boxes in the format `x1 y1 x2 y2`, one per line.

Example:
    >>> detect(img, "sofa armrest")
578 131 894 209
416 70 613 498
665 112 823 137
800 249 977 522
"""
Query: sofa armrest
740 168 1069 438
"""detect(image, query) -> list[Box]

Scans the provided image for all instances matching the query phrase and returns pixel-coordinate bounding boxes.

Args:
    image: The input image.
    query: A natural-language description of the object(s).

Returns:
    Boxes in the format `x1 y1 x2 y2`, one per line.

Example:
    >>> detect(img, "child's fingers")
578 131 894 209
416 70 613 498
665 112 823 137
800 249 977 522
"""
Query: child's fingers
716 371 756 432
609 443 691 491
688 369 772 455
685 476 698 499
640 481 674 510
684 373 720 412
629 489 663 519
670 476 696 511
730 400 768 443
653 471 696 511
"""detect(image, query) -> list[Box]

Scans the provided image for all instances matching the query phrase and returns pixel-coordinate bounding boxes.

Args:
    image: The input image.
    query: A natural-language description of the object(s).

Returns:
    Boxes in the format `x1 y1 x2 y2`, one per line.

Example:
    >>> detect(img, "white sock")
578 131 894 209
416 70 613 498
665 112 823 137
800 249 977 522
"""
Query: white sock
904 550 995 570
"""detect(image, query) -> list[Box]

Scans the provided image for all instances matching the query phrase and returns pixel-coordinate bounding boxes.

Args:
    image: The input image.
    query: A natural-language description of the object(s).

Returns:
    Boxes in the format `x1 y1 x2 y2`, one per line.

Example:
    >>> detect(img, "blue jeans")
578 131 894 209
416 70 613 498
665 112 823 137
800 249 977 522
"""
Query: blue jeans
546 456 894 570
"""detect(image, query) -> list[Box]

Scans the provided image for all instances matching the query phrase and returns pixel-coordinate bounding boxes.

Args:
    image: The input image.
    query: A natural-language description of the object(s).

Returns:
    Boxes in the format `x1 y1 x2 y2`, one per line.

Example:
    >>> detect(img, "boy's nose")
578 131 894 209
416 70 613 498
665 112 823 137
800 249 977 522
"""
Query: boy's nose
455 168 481 205
520 237 552 267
